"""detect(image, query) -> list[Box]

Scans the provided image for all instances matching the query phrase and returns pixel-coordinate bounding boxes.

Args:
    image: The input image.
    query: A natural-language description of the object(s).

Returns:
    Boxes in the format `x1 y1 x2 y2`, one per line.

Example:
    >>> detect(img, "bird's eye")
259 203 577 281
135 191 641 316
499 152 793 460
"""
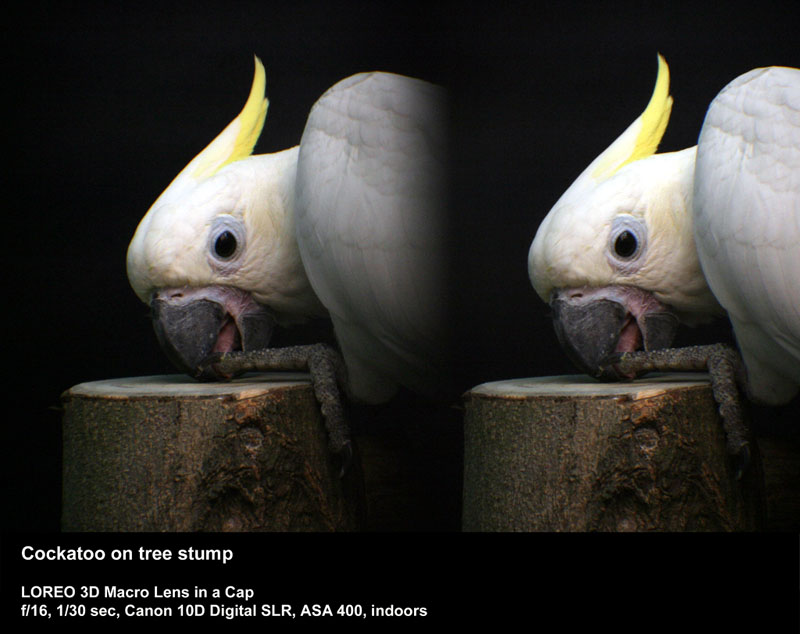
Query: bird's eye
214 230 238 259
607 215 647 272
614 230 638 258
207 215 245 273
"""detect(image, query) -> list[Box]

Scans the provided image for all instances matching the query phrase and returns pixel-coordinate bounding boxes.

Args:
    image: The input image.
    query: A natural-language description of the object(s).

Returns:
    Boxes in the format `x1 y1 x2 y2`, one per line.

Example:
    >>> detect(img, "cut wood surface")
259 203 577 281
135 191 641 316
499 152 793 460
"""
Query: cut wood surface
463 373 765 532
62 373 364 531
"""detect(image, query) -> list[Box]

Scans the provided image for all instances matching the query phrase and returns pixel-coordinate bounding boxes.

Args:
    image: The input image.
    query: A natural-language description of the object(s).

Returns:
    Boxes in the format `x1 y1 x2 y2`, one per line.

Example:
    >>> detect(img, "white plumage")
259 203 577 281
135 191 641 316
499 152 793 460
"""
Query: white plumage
693 67 800 404
127 59 447 407
528 56 800 407
295 73 447 402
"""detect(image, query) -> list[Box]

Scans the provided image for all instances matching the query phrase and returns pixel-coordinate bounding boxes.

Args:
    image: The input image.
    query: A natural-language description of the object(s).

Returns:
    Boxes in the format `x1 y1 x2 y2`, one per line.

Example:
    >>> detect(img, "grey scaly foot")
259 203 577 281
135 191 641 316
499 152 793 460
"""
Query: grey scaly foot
200 344 353 474
603 344 751 477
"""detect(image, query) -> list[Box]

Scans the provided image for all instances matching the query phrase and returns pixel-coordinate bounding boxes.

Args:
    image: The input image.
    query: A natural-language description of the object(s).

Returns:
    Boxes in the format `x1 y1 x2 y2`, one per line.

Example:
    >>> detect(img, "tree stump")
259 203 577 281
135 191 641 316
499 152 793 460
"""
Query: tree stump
61 373 364 532
463 373 764 532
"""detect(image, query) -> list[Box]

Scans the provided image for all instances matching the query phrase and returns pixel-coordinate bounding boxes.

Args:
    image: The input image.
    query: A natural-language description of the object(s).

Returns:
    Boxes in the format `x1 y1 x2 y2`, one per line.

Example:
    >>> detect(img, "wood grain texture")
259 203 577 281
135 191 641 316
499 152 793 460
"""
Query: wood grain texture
62 373 364 531
463 374 764 531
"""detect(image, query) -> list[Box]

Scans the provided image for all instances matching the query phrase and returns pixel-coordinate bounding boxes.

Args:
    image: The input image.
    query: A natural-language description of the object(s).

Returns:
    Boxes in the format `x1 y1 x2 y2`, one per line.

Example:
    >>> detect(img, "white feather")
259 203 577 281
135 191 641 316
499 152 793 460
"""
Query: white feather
295 73 447 402
694 66 800 404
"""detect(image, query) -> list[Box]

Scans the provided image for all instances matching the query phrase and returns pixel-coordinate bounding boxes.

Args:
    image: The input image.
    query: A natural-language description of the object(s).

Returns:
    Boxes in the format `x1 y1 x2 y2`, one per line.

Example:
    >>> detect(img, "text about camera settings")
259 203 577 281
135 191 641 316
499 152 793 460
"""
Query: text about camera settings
15 545 428 620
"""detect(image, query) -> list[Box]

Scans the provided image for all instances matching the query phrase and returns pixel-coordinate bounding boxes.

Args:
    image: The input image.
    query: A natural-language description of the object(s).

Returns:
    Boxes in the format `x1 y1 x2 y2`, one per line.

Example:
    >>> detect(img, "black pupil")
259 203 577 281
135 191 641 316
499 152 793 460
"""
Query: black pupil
614 230 638 258
215 231 237 258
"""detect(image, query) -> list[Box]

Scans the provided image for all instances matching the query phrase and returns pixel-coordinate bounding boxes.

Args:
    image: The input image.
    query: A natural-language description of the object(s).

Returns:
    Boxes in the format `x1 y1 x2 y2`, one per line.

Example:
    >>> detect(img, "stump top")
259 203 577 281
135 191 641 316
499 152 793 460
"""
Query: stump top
65 372 312 400
467 372 711 400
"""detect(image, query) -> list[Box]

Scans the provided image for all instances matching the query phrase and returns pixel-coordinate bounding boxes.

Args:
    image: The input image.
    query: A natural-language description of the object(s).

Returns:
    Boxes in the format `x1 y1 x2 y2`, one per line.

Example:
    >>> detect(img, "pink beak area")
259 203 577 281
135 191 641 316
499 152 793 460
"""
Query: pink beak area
550 285 679 380
150 285 275 380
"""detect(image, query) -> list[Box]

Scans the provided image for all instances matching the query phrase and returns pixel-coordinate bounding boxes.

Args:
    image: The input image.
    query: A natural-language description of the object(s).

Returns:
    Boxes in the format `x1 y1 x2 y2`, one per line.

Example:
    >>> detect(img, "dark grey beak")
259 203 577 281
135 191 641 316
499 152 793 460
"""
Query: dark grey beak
551 295 627 380
152 297 225 379
550 289 679 381
151 291 275 381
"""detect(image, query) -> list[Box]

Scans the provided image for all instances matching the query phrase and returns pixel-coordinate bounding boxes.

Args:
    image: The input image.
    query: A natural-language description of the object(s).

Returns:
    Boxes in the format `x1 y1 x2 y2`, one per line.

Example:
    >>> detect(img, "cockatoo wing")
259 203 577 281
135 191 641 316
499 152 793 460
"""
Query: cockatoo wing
693 66 800 404
294 73 447 403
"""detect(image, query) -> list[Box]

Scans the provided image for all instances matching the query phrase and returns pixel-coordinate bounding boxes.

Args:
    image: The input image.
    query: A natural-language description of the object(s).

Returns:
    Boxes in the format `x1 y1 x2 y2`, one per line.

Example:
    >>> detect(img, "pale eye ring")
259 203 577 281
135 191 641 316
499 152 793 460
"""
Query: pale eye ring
607 215 647 272
207 215 245 273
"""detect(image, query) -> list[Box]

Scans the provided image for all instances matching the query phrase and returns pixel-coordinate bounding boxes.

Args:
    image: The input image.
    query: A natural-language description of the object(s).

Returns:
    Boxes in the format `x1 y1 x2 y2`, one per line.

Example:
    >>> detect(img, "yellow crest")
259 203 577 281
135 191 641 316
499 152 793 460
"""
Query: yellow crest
591 54 673 180
186 56 269 180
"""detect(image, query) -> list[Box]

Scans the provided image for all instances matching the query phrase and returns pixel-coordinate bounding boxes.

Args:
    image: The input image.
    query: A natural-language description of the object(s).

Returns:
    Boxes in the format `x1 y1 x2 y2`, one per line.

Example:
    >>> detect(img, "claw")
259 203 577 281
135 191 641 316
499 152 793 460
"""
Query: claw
197 351 238 381
733 442 751 481
598 351 632 380
197 345 353 464
599 345 754 474
338 440 354 478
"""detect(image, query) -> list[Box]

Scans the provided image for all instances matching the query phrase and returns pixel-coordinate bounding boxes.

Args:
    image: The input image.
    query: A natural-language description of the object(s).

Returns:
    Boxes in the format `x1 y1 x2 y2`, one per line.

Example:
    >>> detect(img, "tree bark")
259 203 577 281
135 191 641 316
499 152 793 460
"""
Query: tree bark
61 373 364 531
462 373 764 531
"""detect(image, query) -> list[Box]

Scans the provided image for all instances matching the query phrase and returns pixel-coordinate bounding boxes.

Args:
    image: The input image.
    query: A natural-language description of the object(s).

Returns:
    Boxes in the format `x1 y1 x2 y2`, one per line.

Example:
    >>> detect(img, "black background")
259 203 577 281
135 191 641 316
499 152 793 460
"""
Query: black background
4 0 800 623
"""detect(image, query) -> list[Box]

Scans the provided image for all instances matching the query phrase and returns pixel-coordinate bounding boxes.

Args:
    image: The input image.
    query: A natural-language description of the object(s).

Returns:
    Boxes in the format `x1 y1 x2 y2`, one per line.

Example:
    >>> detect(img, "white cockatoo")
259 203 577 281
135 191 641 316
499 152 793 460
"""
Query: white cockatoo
528 55 799 457
127 58 447 455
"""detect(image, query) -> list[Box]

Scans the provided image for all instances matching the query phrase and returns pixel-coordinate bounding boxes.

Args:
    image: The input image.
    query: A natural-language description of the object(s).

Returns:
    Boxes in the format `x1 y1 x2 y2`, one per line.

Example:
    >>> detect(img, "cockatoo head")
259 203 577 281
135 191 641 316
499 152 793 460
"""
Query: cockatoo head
127 57 324 379
528 55 722 379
